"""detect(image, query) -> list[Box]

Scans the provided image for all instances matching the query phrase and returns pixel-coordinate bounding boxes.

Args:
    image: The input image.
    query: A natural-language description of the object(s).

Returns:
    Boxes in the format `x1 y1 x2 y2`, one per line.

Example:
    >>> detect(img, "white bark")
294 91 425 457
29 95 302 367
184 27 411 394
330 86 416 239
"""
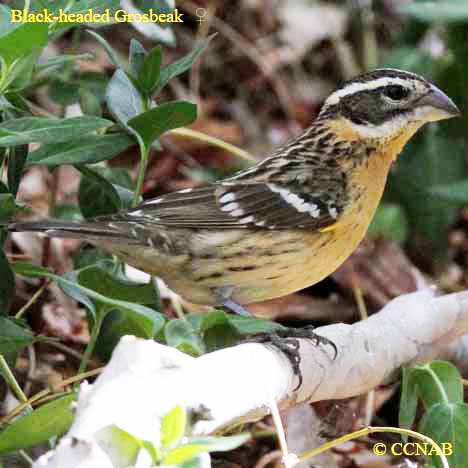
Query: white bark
33 288 468 467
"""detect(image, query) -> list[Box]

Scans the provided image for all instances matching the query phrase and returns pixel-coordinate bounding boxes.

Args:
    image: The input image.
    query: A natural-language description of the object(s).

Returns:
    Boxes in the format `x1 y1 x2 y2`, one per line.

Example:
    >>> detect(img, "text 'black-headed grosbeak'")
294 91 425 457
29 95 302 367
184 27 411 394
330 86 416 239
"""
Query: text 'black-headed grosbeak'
8 69 460 316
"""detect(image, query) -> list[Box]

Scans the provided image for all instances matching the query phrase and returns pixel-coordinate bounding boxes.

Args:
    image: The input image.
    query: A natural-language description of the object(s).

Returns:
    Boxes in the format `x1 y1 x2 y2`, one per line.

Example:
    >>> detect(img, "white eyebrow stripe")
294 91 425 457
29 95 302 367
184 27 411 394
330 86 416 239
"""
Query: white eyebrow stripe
325 77 413 106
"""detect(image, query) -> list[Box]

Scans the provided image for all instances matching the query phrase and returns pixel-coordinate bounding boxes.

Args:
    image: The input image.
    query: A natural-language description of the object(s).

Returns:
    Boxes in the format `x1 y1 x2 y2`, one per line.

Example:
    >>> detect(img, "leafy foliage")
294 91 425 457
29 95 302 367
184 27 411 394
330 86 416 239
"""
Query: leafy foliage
399 361 468 467
0 395 75 455
104 405 250 467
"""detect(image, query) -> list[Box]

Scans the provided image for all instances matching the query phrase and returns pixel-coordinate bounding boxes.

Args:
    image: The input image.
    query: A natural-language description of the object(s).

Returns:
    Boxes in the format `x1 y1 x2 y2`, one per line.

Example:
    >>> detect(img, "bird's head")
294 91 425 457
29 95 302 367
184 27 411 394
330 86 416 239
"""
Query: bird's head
320 68 460 143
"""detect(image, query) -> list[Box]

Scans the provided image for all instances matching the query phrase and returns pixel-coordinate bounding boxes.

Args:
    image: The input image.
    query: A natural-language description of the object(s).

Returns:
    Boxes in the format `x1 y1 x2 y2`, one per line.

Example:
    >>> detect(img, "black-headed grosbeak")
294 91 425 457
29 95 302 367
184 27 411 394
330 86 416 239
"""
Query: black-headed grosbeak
8 69 460 317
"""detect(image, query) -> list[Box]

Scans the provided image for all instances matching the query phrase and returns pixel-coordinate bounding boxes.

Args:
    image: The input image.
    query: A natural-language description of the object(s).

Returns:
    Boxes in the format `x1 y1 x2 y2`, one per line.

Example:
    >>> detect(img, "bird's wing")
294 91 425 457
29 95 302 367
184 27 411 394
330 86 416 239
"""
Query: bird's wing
114 180 345 230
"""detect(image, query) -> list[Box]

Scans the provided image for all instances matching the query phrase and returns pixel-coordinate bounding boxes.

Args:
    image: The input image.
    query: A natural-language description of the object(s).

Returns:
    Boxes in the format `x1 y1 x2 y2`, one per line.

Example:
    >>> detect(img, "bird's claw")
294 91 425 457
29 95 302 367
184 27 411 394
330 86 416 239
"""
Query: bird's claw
243 325 337 391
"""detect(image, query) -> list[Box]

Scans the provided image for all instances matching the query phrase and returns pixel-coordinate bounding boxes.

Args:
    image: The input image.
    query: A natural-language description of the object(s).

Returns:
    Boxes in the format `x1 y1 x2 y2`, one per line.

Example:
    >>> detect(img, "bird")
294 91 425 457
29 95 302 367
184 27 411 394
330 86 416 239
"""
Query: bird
7 69 460 317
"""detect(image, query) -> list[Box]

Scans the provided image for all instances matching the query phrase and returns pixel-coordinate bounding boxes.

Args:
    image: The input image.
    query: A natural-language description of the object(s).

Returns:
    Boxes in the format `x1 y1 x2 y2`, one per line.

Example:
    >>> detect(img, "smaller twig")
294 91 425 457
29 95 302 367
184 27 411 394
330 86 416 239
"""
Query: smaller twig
6 253 31 260
78 313 105 375
363 390 375 427
168 127 255 163
33 390 71 406
0 355 31 411
23 345 37 397
190 1 216 100
269 399 297 468
171 295 186 320
349 269 367 321
253 450 282 468
181 0 299 125
332 38 362 80
41 121 62 274
0 367 102 426
349 268 374 425
19 449 34 466
133 141 150 206
360 0 378 71
298 426 449 468
45 340 85 361
15 281 49 319
24 100 56 118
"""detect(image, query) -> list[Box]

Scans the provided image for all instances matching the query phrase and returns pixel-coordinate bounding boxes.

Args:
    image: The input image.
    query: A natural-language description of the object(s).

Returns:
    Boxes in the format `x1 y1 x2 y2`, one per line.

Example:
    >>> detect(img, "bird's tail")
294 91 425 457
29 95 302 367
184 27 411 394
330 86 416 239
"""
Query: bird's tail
4 219 140 244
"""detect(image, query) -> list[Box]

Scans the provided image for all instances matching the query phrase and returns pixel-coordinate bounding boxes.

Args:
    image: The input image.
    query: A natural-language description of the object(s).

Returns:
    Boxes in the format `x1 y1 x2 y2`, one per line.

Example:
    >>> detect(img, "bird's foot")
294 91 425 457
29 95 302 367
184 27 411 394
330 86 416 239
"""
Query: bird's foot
221 298 252 317
244 325 337 391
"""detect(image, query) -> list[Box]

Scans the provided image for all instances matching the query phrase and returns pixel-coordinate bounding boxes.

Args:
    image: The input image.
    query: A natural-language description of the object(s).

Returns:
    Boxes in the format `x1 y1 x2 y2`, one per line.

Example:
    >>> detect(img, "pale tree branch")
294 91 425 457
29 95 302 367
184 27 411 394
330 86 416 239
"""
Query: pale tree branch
33 288 468 467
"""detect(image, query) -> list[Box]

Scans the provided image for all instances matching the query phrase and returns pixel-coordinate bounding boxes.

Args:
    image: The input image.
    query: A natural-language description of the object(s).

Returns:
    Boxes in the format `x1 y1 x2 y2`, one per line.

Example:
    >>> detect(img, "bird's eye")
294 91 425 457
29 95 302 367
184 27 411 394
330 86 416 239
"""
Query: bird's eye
383 85 409 101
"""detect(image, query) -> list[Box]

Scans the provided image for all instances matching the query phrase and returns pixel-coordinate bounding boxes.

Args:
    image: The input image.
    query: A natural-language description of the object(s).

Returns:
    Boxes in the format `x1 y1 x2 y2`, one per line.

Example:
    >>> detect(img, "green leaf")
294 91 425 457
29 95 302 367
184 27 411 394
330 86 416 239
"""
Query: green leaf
155 35 214 94
164 319 205 356
77 297 160 340
0 251 14 313
96 308 166 361
27 134 134 166
59 272 97 318
7 145 28 196
161 405 187 449
181 456 206 468
163 444 207 466
198 311 241 351
0 116 113 147
99 425 141 466
0 5 14 36
0 317 36 353
79 87 102 117
413 361 463 407
138 46 162 94
0 194 29 222
86 29 123 69
11 262 52 278
400 0 468 23
4 51 41 90
0 395 75 455
125 1 176 46
73 245 112 270
431 179 468 202
399 367 418 439
52 203 83 221
189 434 251 452
102 167 133 190
129 39 147 78
106 69 143 128
48 79 80 106
0 193 22 221
80 72 109 102
0 8 48 64
163 434 250 466
227 315 284 336
128 101 197 149
12 262 160 338
141 440 161 464
369 203 409 244
77 265 163 306
114 184 137 210
418 402 468 467
78 166 122 218
36 53 94 72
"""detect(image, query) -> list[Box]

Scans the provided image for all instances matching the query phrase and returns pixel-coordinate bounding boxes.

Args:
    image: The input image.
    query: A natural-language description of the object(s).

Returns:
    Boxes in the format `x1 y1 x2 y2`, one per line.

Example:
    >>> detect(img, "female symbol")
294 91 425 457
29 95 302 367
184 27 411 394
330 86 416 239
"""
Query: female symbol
195 7 206 23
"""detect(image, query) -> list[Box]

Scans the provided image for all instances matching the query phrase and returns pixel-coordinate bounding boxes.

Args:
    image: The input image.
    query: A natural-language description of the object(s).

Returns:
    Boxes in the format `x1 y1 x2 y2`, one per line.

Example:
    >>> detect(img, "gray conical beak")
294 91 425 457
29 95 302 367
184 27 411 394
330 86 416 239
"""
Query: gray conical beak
417 85 461 121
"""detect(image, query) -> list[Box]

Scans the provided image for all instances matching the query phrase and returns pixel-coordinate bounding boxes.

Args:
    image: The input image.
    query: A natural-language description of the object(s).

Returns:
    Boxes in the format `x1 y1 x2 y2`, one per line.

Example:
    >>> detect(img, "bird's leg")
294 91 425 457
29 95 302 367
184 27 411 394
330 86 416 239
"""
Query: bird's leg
244 326 337 391
215 287 252 316
222 298 252 317
215 288 336 389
